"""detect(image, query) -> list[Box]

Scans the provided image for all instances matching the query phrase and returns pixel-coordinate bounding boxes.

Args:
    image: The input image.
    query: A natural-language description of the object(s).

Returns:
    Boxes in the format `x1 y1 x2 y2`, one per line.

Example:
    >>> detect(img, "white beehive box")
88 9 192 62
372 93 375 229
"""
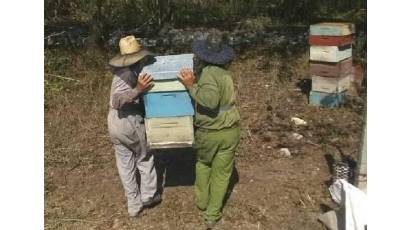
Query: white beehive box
148 79 187 93
310 22 355 36
145 116 194 149
310 45 352 62
312 74 351 93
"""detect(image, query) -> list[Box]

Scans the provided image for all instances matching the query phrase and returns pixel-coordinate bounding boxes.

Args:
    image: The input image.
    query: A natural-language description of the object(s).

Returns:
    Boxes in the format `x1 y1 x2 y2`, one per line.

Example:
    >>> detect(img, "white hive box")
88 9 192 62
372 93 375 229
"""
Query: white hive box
310 22 355 36
310 45 352 63
312 74 351 94
148 79 187 93
145 116 194 149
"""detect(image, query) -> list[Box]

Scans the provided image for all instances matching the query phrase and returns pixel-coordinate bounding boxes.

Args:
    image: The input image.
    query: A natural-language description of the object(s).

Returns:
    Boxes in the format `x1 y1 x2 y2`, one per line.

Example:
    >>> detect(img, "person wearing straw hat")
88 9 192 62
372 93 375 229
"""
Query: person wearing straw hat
178 30 240 229
107 35 161 217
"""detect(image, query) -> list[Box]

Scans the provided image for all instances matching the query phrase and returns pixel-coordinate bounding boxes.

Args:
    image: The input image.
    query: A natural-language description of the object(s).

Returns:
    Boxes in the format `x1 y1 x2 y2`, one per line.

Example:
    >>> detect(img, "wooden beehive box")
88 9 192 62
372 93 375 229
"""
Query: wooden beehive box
310 22 355 36
309 34 353 46
309 91 347 108
142 54 193 80
310 45 352 63
145 116 194 149
141 54 195 149
149 79 186 93
143 53 193 93
143 91 194 118
312 75 351 94
310 57 353 77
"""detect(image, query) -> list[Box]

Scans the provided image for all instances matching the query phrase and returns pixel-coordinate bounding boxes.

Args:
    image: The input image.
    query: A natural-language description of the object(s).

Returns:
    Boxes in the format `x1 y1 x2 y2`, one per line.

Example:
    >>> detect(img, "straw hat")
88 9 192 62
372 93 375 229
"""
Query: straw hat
109 35 153 67
192 30 234 65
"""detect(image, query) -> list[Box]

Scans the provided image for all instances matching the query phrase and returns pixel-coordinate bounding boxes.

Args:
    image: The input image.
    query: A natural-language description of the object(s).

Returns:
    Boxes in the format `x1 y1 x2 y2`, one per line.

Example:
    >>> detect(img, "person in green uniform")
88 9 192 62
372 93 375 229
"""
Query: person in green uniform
178 31 240 229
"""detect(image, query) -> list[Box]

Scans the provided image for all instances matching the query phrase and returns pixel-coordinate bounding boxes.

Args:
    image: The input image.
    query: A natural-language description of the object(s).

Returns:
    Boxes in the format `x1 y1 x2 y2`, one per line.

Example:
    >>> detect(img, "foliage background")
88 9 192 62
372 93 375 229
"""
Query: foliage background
45 0 366 44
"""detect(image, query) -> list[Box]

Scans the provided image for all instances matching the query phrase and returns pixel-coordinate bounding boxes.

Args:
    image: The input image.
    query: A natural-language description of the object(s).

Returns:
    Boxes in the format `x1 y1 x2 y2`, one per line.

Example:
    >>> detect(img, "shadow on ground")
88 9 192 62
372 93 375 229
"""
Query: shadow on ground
153 147 240 208
154 148 196 194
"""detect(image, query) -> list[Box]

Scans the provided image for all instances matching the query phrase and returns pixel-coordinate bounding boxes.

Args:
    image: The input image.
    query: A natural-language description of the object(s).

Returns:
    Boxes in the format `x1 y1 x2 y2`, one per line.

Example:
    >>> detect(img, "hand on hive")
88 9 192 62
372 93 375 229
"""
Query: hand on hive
178 68 195 88
136 73 154 92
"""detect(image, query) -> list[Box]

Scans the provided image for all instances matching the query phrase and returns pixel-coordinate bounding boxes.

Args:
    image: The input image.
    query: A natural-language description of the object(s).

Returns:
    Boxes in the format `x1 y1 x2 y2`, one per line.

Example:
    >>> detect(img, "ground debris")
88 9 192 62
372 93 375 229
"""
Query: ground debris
291 117 307 126
291 133 303 140
278 148 292 158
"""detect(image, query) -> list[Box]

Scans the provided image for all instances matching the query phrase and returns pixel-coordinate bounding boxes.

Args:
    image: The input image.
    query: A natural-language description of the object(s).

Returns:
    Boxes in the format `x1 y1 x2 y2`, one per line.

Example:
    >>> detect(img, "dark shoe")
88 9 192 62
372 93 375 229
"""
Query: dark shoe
142 194 162 208
205 220 217 229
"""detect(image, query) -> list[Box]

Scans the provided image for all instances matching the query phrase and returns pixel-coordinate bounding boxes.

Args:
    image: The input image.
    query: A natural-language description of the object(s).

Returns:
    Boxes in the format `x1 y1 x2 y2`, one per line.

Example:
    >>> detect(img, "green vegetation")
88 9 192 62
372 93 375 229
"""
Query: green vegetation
45 0 366 43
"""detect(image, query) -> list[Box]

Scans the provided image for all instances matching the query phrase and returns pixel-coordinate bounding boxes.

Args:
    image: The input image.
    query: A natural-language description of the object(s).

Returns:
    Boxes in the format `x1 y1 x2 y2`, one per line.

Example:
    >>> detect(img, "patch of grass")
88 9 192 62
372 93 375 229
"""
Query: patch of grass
45 47 365 229
45 48 112 169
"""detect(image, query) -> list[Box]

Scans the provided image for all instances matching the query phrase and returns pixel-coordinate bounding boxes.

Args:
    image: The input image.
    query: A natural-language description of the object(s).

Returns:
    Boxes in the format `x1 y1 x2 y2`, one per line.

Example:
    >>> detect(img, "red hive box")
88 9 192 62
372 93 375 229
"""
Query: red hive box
309 34 353 46
309 57 353 78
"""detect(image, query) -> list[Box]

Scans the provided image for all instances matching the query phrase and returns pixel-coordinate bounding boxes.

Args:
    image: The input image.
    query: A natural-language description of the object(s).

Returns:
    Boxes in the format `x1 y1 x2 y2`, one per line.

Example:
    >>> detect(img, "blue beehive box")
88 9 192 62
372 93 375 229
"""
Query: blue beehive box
144 91 194 118
309 91 347 108
142 54 195 118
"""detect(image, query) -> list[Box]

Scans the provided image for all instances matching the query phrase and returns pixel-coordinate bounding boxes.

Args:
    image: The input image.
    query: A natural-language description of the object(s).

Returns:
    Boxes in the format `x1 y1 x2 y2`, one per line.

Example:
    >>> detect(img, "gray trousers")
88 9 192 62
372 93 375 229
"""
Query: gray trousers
108 108 157 216
114 144 157 215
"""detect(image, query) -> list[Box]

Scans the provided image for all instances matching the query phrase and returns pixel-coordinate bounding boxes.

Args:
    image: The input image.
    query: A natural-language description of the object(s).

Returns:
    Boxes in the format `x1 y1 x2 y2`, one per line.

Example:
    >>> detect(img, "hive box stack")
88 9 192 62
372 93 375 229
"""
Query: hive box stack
309 22 355 107
141 54 195 149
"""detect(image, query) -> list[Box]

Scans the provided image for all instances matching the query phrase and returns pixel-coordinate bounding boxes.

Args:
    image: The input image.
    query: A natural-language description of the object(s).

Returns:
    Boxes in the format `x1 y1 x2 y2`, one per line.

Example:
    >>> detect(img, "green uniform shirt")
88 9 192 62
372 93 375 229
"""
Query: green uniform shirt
188 65 240 130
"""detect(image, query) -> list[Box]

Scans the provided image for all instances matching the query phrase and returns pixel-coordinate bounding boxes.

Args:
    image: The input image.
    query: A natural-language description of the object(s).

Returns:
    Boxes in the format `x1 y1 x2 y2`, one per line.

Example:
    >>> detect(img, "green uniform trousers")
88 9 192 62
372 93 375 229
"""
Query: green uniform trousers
194 126 240 222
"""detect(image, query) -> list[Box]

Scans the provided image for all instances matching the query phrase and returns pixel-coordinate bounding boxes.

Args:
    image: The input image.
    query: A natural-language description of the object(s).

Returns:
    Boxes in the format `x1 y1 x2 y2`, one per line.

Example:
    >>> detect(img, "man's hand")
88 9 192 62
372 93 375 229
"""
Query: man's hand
136 73 154 92
178 68 195 89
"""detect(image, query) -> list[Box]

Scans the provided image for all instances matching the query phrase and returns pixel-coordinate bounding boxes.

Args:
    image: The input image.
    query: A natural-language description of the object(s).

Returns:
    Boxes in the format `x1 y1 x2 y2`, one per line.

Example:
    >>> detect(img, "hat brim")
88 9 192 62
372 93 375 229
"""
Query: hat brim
109 49 154 67
192 40 235 65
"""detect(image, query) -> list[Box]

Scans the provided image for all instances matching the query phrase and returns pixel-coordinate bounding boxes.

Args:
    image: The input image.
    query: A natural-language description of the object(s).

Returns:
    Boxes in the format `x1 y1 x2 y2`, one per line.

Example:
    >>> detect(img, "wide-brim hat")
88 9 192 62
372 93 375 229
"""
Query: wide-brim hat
192 32 235 65
109 35 153 67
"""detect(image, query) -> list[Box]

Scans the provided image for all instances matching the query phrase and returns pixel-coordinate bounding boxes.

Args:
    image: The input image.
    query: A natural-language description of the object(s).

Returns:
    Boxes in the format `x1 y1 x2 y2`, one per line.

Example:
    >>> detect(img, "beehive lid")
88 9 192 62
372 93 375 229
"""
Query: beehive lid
141 53 194 80
310 22 355 36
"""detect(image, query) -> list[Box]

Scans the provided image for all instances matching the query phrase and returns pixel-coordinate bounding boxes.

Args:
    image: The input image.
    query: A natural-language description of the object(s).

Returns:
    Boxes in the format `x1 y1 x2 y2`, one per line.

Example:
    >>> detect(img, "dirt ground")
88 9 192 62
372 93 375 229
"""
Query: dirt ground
44 48 366 230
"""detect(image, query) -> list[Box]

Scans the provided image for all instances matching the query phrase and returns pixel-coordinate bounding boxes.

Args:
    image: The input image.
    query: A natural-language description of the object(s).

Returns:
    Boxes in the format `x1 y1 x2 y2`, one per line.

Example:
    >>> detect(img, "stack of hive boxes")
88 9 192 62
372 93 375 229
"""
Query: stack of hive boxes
142 54 195 149
309 22 355 107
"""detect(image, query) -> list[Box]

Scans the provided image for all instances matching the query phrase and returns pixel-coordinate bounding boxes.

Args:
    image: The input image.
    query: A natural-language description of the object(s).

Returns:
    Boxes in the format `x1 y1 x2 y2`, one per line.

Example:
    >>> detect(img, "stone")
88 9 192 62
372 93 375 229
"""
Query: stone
278 148 291 157
292 133 303 140
291 117 307 126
